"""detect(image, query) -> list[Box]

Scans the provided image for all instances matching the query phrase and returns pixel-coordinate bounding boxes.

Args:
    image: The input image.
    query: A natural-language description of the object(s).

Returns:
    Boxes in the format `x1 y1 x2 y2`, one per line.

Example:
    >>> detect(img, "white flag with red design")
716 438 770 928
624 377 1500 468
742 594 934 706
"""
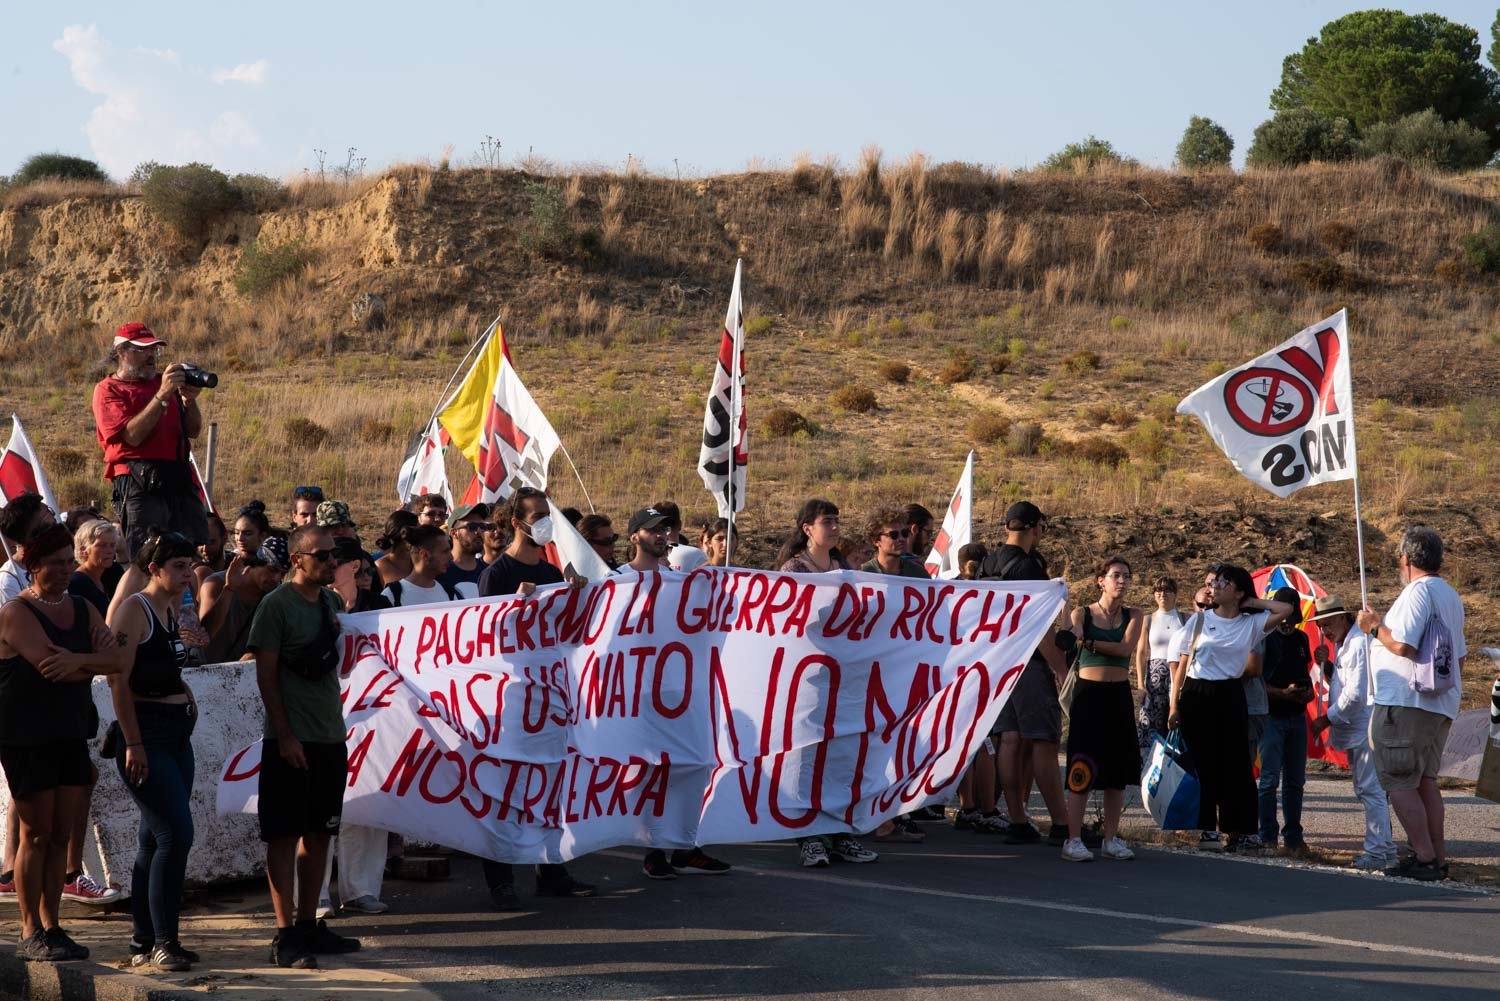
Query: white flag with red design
1177 309 1356 499
924 451 973 579
0 415 58 513
697 260 747 518
397 420 453 505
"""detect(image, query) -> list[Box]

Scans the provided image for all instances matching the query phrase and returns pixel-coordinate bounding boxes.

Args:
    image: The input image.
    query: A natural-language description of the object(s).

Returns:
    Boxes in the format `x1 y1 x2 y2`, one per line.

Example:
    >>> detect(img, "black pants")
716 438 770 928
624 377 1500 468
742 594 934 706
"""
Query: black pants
483 861 572 890
1178 677 1257 835
111 471 208 560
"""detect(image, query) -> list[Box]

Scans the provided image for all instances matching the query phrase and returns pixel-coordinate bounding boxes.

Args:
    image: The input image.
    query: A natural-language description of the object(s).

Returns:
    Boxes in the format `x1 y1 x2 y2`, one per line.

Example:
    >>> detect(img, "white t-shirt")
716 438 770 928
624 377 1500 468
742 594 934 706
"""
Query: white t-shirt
381 579 477 606
0 560 27 607
1148 609 1187 661
1325 624 1372 750
1184 610 1271 681
1369 575 1467 719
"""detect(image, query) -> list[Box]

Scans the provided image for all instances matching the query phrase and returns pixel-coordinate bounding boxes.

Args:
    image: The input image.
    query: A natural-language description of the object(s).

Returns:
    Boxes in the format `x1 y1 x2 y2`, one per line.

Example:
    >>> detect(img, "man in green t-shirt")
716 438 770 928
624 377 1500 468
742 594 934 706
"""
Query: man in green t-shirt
860 505 932 579
247 524 360 969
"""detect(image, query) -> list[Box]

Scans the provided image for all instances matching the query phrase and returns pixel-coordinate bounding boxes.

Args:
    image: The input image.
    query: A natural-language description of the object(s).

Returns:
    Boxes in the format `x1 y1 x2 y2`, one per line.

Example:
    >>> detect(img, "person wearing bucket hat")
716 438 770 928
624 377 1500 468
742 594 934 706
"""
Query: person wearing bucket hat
1308 595 1397 869
201 538 289 664
91 323 210 560
1257 585 1314 853
314 501 358 541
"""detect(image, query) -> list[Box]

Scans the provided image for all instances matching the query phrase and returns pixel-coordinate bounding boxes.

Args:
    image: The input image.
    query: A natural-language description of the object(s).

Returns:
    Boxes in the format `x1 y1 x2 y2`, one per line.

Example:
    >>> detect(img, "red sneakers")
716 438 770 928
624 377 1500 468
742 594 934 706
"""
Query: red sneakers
62 873 126 905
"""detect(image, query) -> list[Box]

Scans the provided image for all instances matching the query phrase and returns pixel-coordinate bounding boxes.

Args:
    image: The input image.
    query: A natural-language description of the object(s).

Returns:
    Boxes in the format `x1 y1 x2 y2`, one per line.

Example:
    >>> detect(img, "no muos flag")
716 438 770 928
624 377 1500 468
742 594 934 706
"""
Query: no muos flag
1177 309 1357 498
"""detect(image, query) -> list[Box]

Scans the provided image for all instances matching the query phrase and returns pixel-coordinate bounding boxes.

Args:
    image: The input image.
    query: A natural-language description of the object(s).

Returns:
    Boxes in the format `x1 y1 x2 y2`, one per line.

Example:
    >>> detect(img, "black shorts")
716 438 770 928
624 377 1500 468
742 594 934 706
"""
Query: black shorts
0 740 93 799
994 658 1063 742
257 739 347 843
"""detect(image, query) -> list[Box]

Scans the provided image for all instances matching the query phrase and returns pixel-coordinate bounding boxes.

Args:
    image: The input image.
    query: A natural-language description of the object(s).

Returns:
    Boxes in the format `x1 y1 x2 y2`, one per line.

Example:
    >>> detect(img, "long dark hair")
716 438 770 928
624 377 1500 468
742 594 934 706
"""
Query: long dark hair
1210 563 1256 612
776 498 841 566
376 510 419 551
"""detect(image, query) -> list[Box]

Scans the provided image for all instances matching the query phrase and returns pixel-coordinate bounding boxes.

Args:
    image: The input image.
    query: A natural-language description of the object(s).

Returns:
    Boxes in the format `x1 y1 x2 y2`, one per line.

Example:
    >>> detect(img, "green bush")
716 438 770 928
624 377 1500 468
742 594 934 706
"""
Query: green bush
519 180 576 257
1061 349 1101 374
762 407 816 439
744 315 775 336
1246 109 1358 168
1175 116 1234 170
128 161 164 186
141 163 240 241
1041 136 1133 172
1359 109 1491 170
284 416 329 450
969 410 1012 445
831 383 877 413
231 173 286 212
13 153 108 185
1461 224 1500 273
878 360 911 384
235 239 312 297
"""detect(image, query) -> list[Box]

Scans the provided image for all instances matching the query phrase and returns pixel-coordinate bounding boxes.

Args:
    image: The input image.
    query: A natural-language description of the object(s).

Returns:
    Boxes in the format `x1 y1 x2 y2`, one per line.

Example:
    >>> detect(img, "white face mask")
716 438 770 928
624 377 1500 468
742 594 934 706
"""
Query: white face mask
525 516 555 547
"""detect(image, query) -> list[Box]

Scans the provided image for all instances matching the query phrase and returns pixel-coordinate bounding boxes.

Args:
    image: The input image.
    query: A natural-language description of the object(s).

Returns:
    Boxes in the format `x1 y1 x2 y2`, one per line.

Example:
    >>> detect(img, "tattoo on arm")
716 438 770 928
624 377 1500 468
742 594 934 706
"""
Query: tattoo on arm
115 632 128 648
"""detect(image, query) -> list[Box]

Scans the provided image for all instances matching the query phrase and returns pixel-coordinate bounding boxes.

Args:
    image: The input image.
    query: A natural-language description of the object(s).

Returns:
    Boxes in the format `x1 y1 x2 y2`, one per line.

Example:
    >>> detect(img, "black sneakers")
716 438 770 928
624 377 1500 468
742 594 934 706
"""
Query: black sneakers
131 940 201 968
488 883 523 911
670 848 731 874
535 875 596 897
17 930 68 962
270 929 317 969
643 850 677 880
304 919 361 954
1002 822 1040 844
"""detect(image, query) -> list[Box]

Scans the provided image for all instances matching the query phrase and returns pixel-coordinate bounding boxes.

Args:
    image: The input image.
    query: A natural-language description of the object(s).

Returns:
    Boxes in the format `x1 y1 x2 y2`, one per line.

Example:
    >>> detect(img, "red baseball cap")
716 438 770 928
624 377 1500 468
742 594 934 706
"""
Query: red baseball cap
113 322 165 348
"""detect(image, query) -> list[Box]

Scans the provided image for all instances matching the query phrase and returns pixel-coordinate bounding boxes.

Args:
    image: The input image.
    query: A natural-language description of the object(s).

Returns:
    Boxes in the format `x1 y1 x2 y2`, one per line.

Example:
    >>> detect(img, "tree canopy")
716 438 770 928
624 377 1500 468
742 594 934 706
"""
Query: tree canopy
1271 10 1500 141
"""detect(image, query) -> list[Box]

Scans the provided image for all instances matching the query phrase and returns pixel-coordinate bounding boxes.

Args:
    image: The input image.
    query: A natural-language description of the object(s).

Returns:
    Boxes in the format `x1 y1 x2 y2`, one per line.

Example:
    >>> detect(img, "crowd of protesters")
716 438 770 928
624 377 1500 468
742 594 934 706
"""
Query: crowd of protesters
0 320 1481 970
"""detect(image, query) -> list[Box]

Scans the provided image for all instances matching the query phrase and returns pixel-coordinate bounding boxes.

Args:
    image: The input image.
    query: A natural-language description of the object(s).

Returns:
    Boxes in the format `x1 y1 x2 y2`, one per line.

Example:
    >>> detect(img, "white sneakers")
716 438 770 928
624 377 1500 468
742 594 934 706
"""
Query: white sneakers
1061 836 1135 862
800 839 831 868
341 895 390 914
1060 838 1094 862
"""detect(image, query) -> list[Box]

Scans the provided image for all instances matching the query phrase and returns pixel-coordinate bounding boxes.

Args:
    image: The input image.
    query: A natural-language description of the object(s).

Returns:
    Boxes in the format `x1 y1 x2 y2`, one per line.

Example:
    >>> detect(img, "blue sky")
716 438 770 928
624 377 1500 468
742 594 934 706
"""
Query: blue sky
3 1 1499 179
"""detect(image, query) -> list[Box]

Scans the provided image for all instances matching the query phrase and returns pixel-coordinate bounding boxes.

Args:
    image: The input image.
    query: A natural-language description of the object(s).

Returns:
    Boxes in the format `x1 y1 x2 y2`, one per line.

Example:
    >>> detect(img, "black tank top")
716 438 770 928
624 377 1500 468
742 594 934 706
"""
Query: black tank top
0 597 95 745
129 594 188 698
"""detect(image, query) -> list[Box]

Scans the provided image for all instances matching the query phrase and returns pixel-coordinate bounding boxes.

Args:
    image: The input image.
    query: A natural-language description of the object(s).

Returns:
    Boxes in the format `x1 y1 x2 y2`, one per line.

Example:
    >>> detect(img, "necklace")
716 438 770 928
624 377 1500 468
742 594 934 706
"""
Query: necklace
26 587 66 607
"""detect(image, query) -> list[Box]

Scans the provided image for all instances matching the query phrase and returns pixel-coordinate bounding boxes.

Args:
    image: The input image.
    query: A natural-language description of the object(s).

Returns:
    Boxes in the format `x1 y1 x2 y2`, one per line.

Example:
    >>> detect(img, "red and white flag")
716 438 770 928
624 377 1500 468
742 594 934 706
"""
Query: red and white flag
924 451 974 579
397 420 453 505
1178 309 1356 498
0 415 58 513
697 260 747 518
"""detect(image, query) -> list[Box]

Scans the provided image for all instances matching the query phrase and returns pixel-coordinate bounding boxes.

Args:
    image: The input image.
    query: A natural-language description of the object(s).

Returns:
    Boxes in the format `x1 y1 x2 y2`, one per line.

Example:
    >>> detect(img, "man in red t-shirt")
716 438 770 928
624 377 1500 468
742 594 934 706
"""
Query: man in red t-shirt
91 323 209 557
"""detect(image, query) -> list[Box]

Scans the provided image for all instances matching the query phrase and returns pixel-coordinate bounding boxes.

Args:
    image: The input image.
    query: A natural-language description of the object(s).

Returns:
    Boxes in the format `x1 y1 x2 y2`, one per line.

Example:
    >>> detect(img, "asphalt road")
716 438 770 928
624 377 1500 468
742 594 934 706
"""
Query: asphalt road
324 822 1500 1001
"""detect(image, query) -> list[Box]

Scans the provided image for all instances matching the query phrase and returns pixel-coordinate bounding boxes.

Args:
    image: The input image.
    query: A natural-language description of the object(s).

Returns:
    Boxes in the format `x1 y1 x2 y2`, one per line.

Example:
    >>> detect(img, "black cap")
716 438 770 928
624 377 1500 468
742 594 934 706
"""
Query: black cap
1004 501 1045 529
628 507 670 534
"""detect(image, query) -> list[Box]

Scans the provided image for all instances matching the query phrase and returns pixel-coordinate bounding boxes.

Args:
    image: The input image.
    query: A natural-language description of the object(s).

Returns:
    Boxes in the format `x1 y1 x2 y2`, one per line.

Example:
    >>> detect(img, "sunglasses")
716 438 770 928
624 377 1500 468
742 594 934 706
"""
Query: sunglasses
880 528 911 539
457 522 494 532
294 486 325 499
295 549 336 562
591 534 619 546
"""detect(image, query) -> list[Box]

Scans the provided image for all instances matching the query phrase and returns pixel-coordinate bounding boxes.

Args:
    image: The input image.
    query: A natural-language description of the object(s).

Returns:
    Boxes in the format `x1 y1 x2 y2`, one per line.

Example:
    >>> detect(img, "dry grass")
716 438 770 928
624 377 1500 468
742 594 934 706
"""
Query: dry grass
3 179 124 210
10 156 1500 663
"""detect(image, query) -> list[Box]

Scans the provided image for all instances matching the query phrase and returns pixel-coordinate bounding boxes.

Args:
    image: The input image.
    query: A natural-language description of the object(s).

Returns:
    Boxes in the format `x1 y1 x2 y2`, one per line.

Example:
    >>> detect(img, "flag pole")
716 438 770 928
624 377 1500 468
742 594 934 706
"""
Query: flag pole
725 260 742 568
557 443 596 514
1347 312 1369 610
424 313 501 433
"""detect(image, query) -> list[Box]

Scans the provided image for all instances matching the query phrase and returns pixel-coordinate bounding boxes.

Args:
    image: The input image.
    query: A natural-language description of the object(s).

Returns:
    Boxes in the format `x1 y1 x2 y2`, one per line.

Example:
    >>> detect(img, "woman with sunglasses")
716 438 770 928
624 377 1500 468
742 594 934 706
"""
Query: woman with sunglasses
1167 564 1293 853
1134 576 1185 758
107 531 203 971
776 500 880 868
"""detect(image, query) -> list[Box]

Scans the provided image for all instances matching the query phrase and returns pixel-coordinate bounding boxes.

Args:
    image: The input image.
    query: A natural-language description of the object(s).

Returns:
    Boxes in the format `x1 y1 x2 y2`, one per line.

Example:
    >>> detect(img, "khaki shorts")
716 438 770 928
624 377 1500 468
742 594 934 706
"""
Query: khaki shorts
1369 705 1452 792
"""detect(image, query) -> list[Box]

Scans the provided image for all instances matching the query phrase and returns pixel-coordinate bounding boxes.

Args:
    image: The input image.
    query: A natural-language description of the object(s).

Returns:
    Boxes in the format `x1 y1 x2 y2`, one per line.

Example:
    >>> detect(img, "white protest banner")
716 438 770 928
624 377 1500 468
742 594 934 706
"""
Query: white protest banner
1177 309 1356 498
924 451 973 579
219 570 1065 862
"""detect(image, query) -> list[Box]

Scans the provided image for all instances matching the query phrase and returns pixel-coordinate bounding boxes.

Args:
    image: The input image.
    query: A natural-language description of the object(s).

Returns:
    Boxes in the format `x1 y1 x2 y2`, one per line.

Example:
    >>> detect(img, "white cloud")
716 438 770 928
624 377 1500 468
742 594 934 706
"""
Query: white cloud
52 24 267 177
211 60 268 85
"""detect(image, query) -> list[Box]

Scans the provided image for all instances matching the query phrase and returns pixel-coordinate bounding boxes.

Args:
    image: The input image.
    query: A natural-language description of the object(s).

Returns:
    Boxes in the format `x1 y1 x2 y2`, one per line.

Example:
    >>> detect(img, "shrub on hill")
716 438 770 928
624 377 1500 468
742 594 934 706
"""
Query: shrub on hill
13 153 107 185
142 163 240 242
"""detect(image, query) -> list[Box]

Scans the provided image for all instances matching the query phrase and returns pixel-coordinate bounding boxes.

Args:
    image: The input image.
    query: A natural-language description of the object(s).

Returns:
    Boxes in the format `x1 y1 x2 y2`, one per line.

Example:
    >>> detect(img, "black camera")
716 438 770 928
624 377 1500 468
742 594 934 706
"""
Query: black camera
179 363 219 389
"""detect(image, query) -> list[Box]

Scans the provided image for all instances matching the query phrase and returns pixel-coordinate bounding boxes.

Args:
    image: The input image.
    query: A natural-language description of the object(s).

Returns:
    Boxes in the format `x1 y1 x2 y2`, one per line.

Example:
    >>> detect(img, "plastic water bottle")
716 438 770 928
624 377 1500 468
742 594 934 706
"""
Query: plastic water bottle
178 584 208 661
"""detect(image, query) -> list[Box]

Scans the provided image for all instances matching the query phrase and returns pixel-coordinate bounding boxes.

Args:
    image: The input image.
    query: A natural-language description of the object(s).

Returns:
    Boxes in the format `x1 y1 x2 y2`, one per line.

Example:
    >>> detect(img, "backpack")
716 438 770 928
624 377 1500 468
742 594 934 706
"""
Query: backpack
387 578 460 607
1409 587 1458 695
